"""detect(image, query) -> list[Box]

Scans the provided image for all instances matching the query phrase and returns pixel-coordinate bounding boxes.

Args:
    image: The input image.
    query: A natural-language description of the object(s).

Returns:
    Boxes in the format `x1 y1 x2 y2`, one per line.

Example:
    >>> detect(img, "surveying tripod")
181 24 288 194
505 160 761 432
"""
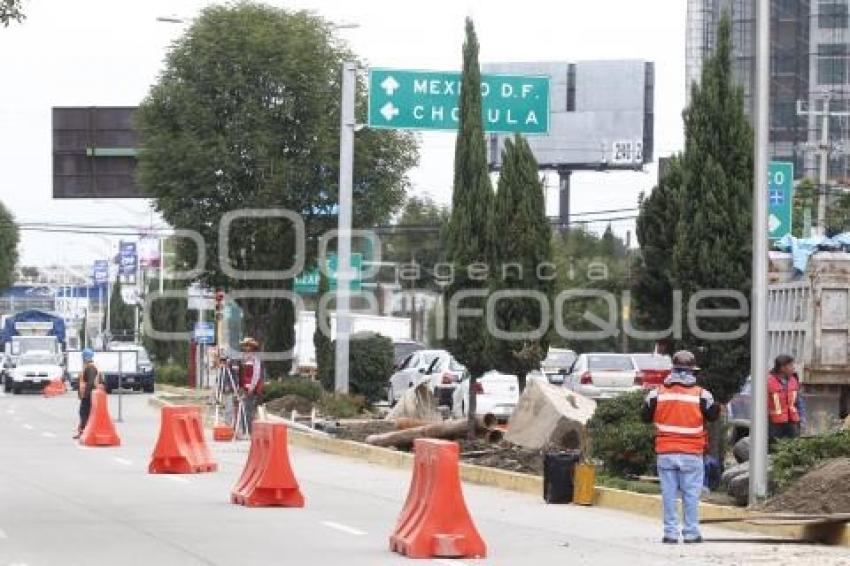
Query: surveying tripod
210 358 250 440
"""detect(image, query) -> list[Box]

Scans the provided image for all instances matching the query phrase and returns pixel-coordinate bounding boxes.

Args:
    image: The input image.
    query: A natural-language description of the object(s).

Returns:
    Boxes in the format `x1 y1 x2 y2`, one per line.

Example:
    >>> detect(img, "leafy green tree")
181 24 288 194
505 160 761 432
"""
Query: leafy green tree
442 18 494 435
136 3 417 369
108 275 135 339
633 154 683 347
673 14 753 403
384 196 450 290
314 271 333 389
489 135 552 392
0 0 24 27
0 200 19 290
325 331 393 404
142 278 189 365
792 177 850 237
550 228 628 353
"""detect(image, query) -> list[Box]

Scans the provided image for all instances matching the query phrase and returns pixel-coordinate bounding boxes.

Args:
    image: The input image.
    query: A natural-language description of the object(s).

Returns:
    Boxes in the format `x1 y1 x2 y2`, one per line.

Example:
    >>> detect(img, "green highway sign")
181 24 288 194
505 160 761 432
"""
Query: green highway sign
294 253 362 295
768 161 794 239
368 68 549 134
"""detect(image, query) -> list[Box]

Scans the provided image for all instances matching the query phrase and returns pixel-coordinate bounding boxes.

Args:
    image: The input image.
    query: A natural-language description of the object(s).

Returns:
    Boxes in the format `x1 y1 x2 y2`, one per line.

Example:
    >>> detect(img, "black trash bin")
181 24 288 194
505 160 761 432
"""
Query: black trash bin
543 451 581 504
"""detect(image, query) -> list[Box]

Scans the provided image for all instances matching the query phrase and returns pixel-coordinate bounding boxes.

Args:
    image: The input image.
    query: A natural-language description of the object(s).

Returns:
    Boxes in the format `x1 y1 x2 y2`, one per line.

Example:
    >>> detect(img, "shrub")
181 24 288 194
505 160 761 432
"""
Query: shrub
318 393 367 419
772 430 850 490
156 364 188 386
261 377 323 404
587 390 655 477
323 331 394 404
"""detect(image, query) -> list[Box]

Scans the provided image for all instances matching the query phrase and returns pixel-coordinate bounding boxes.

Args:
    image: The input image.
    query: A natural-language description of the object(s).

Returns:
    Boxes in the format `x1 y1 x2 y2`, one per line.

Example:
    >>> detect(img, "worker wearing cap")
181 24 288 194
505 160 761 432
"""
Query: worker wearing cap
767 354 805 448
239 337 264 433
641 350 719 544
74 348 100 439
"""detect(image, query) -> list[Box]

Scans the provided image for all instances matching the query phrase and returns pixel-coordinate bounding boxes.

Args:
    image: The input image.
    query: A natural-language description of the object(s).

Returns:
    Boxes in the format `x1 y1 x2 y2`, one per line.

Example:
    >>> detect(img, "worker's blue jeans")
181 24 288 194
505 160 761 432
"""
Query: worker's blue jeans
657 453 704 541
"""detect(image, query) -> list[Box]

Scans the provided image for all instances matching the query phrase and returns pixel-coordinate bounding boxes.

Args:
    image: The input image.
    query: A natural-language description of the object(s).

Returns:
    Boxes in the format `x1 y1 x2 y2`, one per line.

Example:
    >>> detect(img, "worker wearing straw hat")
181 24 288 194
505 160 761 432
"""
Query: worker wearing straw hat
238 337 264 433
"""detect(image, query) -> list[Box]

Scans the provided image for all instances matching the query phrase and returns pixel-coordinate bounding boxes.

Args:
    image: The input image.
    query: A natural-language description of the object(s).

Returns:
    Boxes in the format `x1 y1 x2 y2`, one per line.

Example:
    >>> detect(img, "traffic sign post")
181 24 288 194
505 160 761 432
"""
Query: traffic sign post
368 68 549 133
768 161 793 239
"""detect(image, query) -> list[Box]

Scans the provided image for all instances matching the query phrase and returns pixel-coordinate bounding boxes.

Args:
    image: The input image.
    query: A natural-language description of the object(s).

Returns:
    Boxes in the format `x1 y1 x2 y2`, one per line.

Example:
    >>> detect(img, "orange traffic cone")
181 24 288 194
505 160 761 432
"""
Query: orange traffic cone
43 379 67 397
79 388 121 447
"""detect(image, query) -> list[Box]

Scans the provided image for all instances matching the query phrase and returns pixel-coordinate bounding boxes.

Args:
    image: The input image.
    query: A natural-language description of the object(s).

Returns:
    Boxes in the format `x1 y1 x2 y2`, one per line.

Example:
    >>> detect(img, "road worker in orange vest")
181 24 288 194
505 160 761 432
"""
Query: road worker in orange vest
767 354 805 448
641 350 719 544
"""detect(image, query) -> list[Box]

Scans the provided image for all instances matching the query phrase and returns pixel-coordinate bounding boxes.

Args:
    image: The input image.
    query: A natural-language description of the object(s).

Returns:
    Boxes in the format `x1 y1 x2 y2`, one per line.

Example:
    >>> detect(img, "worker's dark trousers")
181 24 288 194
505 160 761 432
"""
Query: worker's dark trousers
768 422 800 451
78 397 91 431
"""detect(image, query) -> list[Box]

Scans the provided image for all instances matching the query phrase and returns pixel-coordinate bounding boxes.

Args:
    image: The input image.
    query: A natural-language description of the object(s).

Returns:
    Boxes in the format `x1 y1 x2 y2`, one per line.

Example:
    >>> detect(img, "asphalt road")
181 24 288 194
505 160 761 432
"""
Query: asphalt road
0 390 848 566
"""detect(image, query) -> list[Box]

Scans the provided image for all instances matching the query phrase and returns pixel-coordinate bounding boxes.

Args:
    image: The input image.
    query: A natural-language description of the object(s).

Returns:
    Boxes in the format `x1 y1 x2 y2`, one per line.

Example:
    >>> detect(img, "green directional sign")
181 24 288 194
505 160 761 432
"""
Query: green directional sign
294 253 362 295
768 161 794 239
368 68 549 134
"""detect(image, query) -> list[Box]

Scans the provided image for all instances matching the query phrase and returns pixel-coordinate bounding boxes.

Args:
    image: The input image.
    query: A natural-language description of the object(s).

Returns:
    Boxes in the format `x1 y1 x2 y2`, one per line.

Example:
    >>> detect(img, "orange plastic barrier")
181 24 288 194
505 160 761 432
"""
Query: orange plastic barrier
79 389 121 447
390 439 486 559
213 425 235 442
148 406 217 474
231 421 304 507
42 379 67 397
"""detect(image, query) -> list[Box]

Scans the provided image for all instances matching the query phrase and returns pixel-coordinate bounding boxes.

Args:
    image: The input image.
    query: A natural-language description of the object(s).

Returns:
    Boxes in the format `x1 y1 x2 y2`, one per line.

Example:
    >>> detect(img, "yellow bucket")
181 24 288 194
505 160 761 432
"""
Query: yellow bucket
572 463 596 505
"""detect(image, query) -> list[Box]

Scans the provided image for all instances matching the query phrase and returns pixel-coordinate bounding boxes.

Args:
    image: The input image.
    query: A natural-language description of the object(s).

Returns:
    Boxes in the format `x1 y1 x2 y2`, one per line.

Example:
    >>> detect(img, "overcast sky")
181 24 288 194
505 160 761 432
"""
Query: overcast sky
0 0 687 271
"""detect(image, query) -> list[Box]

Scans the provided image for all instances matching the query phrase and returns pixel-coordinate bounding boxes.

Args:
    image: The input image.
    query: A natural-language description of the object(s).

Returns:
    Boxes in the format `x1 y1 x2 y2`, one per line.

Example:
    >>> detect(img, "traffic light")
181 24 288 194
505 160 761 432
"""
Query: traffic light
215 289 225 321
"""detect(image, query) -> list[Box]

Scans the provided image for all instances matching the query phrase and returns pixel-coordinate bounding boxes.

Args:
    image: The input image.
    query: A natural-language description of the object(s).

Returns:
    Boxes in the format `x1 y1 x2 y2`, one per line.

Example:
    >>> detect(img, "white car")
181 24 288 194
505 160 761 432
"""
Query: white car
452 370 520 422
565 353 642 400
540 348 577 385
9 352 64 394
421 350 466 407
387 349 443 405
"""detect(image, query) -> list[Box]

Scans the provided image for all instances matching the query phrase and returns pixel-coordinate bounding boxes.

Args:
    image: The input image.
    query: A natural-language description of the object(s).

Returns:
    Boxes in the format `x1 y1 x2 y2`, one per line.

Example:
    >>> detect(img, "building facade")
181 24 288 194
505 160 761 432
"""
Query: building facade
686 0 850 181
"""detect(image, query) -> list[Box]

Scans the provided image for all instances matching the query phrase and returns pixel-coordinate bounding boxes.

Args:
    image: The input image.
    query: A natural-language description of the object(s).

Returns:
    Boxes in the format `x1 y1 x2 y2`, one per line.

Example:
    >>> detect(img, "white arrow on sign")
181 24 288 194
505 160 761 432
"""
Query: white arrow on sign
768 213 782 233
380 102 399 121
380 75 400 96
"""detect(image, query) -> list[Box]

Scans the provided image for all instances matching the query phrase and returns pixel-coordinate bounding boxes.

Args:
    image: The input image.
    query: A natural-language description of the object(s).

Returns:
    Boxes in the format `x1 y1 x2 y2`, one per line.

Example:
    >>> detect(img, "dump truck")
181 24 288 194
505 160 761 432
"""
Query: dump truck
766 250 850 428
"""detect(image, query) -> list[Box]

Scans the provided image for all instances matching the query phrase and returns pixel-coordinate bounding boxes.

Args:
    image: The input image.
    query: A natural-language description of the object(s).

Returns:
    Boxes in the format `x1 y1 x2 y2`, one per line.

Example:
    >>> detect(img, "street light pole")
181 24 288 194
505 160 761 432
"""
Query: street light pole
749 0 770 504
334 62 356 394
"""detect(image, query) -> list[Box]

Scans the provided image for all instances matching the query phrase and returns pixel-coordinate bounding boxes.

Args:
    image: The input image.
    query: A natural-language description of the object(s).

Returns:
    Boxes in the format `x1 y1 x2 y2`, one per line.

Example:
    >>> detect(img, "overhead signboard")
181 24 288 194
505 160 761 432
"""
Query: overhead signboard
368 68 549 134
194 322 215 345
118 241 137 284
52 107 141 198
92 260 109 285
294 253 363 295
768 161 794 239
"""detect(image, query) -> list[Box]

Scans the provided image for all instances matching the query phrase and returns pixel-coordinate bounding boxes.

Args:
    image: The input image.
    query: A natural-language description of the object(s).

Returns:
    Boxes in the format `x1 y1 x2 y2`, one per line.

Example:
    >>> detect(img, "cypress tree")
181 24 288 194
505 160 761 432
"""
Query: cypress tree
489 135 552 392
314 271 334 390
673 13 753 403
443 18 494 434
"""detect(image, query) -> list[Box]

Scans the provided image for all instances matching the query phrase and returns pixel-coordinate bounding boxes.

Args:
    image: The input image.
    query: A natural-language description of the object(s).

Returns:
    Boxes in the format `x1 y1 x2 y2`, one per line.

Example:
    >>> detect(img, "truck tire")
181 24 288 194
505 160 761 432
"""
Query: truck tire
12 385 21 395
3 378 10 393
143 383 154 394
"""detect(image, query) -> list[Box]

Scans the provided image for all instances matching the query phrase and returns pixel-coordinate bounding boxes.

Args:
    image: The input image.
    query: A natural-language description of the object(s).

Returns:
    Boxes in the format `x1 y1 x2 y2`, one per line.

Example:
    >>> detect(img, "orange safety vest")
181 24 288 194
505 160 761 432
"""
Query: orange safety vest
653 384 707 455
767 373 800 424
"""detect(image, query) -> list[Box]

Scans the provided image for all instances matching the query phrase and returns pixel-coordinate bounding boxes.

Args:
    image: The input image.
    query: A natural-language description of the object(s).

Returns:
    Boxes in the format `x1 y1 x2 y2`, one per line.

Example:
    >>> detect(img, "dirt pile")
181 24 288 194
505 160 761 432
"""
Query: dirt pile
332 420 396 442
762 458 850 514
266 395 314 417
458 441 544 475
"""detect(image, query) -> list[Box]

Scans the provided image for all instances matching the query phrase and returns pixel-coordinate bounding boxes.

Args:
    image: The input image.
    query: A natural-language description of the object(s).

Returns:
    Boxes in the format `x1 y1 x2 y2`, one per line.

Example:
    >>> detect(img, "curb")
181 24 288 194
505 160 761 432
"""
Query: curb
151 392 849 545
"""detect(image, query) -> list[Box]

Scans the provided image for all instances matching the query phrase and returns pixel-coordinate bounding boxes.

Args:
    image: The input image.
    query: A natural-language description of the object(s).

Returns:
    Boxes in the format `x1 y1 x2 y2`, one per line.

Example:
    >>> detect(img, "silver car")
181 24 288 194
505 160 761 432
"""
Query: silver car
386 349 442 405
565 353 642 400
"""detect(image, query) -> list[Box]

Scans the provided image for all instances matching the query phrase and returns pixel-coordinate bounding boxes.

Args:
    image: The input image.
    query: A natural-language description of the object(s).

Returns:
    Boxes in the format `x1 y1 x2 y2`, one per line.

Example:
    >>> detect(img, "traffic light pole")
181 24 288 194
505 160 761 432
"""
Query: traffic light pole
334 62 356 394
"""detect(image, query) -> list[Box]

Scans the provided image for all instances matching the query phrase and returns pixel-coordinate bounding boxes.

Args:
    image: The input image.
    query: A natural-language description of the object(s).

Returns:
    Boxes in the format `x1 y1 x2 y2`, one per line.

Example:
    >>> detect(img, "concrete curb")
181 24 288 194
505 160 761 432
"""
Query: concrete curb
151 391 849 545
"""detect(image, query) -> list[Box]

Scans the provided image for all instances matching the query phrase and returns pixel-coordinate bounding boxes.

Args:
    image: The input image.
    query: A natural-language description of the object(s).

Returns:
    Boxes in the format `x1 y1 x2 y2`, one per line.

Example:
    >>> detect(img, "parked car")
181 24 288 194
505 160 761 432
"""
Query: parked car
392 340 425 369
540 348 577 384
565 353 642 400
386 349 442 405
7 352 63 394
422 351 466 408
452 370 519 422
631 353 672 389
727 375 753 445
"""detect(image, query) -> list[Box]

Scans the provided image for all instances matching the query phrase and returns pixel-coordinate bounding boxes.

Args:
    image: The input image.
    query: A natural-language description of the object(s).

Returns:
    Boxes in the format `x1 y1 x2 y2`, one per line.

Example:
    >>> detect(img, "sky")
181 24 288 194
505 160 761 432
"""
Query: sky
0 0 687 272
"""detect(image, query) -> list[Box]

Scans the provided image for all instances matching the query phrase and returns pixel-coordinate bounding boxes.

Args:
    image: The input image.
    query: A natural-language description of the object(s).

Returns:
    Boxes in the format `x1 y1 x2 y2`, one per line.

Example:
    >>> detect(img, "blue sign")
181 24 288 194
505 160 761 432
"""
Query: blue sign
119 241 137 276
194 322 215 344
92 260 109 284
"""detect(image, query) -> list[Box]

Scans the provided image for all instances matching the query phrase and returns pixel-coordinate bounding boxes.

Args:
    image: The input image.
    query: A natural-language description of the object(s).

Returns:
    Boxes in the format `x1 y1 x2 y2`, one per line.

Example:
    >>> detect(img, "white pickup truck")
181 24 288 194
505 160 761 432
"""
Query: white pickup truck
6 351 64 394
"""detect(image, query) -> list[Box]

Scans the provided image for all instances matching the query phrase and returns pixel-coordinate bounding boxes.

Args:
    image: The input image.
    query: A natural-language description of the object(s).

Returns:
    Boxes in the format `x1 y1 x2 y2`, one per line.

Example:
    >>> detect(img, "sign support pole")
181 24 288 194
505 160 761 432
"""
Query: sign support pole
749 0 770 505
334 62 356 395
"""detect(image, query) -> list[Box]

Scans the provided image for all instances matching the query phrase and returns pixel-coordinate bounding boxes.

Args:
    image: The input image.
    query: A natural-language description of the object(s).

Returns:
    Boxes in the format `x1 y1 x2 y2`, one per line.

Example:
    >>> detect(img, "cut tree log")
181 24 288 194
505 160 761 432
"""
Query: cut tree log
365 418 489 448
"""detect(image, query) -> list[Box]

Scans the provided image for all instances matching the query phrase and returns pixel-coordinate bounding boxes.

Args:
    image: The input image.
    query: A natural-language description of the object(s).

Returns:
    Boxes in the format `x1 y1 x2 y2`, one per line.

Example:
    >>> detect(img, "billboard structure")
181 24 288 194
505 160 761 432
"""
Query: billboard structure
482 60 655 227
52 107 140 198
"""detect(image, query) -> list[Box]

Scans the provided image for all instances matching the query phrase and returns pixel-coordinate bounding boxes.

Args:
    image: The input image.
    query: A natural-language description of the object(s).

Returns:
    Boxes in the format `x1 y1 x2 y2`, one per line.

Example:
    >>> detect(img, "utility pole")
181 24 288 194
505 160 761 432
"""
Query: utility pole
334 61 356 394
749 0 770 505
797 95 850 237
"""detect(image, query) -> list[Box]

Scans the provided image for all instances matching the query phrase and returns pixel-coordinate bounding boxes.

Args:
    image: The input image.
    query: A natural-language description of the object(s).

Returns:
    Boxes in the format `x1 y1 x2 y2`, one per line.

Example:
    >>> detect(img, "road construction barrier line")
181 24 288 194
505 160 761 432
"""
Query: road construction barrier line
148 405 217 474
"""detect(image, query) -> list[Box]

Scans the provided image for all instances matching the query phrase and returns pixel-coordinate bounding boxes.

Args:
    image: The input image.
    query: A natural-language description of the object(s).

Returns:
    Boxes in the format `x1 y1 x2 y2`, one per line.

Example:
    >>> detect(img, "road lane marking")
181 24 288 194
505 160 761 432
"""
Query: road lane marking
112 457 133 466
321 521 366 536
0 527 7 539
22 424 34 430
5 409 14 414
75 444 93 450
433 561 468 566
160 475 191 484
41 431 56 438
